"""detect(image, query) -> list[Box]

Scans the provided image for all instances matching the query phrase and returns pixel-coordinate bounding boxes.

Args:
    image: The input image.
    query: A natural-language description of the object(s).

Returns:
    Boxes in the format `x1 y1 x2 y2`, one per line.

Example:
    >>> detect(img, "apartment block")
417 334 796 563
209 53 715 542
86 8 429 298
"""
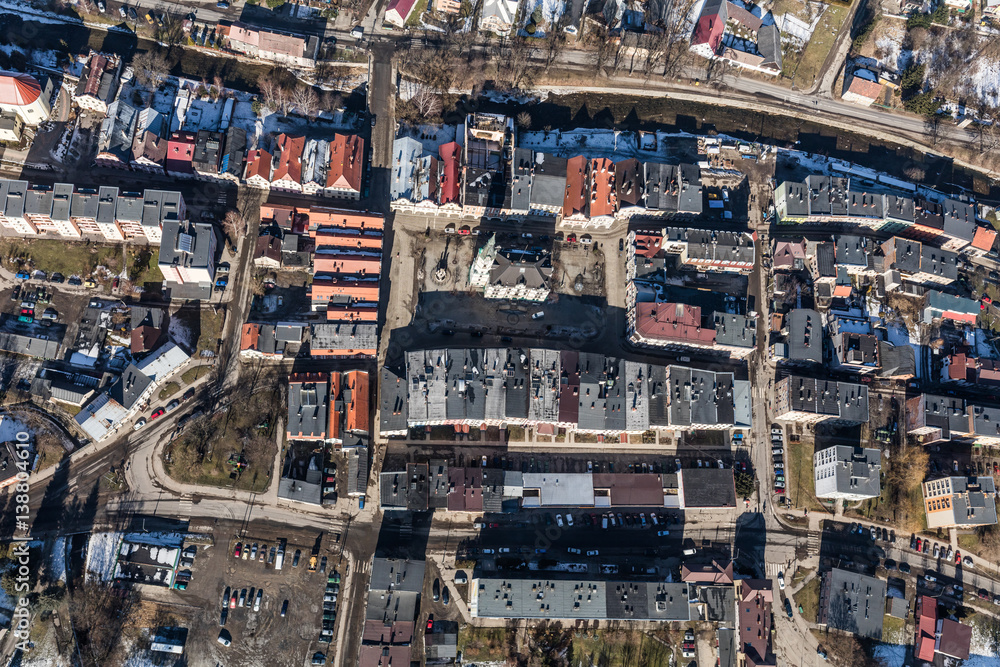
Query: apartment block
774 376 869 426
813 445 881 500
922 476 998 529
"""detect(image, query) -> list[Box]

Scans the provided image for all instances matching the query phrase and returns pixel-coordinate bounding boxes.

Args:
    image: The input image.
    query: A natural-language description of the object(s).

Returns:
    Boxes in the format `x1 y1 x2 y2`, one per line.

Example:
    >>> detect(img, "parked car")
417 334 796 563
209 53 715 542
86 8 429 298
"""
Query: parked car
432 578 440 601
899 562 911 574
292 549 301 567
777 572 785 589
150 407 166 420
280 599 289 617
218 629 232 646
442 586 450 605
254 589 263 611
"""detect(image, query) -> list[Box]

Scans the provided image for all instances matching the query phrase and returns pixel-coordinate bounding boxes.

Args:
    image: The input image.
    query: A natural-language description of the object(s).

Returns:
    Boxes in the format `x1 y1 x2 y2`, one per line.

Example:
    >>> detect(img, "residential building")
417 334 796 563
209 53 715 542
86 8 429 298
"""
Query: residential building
0 180 33 235
923 290 979 325
736 579 775 667
905 394 972 442
24 183 80 238
831 329 880 374
218 126 246 183
642 163 703 217
244 148 272 188
0 110 23 143
842 70 883 106
479 0 519 35
325 133 365 199
96 100 139 168
471 577 690 621
72 51 120 114
271 134 305 191
468 234 552 301
915 596 972 662
240 322 303 359
774 376 869 425
384 0 420 26
192 130 223 178
922 476 998 529
165 131 196 176
813 445 882 500
881 237 957 285
0 71 50 125
690 0 782 75
817 569 886 639
130 108 167 173
130 306 165 354
220 22 318 67
158 221 217 288
773 239 806 270
434 0 461 12
969 225 998 256
287 372 332 441
310 322 378 357
785 308 822 365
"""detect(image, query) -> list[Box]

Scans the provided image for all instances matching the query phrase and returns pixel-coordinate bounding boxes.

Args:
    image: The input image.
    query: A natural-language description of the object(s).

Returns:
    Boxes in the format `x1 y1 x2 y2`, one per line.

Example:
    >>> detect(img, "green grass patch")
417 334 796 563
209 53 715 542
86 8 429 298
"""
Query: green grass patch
126 246 163 286
196 309 225 354
457 626 510 664
162 377 282 493
794 576 821 623
572 631 673 667
959 533 981 551
0 238 123 278
791 566 815 587
181 365 213 384
882 614 907 643
789 3 849 89
158 382 180 400
785 439 828 513
406 0 428 26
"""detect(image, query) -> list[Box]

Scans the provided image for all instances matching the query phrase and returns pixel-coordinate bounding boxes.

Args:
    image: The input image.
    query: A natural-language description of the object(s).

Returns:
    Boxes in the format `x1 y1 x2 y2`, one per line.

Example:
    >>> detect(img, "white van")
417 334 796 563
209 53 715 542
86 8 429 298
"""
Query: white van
532 311 545 320
602 515 609 529
274 550 284 571
682 547 697 556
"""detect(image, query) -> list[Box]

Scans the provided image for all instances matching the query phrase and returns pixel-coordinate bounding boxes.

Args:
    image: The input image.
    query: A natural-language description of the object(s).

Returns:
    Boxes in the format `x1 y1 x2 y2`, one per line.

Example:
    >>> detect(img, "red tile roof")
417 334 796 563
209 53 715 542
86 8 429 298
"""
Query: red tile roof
240 323 260 351
326 134 365 191
691 13 725 51
244 148 272 182
272 134 305 184
438 142 461 205
563 156 588 218
847 74 884 101
0 72 41 106
345 370 369 433
633 234 664 258
589 157 616 217
916 595 937 661
633 302 716 345
165 131 195 173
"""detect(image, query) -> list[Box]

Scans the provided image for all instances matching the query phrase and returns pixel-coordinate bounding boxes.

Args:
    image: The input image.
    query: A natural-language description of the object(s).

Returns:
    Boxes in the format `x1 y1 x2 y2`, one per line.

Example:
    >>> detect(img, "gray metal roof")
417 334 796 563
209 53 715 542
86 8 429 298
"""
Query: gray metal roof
819 568 886 639
108 364 152 410
115 193 144 222
97 186 118 224
310 322 377 353
943 198 976 242
816 445 881 498
714 313 754 349
474 578 689 621
24 186 51 216
379 366 408 434
370 558 425 592
287 376 329 440
945 475 998 526
98 100 138 163
680 468 736 508
159 221 216 280
785 308 823 364
836 234 870 266
51 183 72 221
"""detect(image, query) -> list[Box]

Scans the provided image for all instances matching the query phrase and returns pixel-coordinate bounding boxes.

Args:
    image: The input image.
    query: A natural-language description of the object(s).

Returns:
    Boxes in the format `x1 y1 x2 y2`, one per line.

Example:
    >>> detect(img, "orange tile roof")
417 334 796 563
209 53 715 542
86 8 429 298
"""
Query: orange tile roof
272 134 305 184
307 207 384 233
240 323 260 351
847 74 883 101
345 370 369 433
326 134 365 191
634 234 664 258
972 226 997 251
833 285 853 298
916 596 937 661
326 305 378 321
588 157 616 217
563 156 588 218
313 255 382 275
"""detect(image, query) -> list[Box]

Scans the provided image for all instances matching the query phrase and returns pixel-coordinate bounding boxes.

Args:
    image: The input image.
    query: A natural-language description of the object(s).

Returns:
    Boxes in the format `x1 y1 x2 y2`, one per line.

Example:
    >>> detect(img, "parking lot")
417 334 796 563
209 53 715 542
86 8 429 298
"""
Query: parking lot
166 527 346 666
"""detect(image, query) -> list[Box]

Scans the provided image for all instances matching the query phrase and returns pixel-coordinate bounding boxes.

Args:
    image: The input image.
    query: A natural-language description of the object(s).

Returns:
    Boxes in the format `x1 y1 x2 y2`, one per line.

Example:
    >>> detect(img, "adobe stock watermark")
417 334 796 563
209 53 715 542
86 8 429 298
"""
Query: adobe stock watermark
11 434 33 653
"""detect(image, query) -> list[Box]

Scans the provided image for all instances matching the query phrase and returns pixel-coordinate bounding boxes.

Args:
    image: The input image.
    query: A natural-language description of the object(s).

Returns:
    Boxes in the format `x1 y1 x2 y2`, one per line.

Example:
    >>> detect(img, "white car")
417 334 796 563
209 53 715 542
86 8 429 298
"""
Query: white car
218 630 231 646
134 418 147 430
586 550 599 556
567 547 581 554
498 547 511 554
778 572 785 590
555 514 564 527
717 459 724 469
565 513 573 527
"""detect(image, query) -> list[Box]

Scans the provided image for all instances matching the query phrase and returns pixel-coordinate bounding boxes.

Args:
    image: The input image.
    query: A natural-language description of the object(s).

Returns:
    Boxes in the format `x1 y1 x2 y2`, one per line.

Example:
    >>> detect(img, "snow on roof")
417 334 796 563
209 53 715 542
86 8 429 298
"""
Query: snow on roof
136 341 189 382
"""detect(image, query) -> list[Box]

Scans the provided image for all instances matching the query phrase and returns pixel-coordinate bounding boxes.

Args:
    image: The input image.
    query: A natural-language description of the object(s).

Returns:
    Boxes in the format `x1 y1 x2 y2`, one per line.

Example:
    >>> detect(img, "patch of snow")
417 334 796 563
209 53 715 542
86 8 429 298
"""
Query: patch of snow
873 643 906 667
395 122 459 157
874 23 905 72
969 57 1000 108
49 537 67 583
84 531 122 582
0 0 83 25
777 9 823 45
0 415 29 442
167 315 194 352
541 0 566 24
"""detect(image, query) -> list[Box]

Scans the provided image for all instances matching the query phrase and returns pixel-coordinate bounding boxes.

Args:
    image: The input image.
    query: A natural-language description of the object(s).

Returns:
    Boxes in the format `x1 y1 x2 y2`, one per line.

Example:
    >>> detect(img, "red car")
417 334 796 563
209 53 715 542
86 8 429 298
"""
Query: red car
233 542 242 558
426 615 434 631
955 550 962 565
984 295 993 305
916 537 922 551
150 407 166 420
229 591 238 609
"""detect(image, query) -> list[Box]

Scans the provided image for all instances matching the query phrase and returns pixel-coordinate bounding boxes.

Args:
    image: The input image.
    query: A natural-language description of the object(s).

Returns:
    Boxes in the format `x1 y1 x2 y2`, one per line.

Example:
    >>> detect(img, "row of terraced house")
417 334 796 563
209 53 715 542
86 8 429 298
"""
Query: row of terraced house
390 113 704 227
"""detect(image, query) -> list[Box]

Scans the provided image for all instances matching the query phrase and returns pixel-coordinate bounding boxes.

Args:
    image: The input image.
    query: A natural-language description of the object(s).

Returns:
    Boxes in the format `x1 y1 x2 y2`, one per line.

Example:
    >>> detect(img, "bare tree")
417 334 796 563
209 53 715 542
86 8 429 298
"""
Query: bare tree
292 86 320 118
516 111 532 129
489 38 537 91
320 90 343 113
412 86 442 118
222 209 245 244
257 75 280 111
273 85 291 115
131 49 169 90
